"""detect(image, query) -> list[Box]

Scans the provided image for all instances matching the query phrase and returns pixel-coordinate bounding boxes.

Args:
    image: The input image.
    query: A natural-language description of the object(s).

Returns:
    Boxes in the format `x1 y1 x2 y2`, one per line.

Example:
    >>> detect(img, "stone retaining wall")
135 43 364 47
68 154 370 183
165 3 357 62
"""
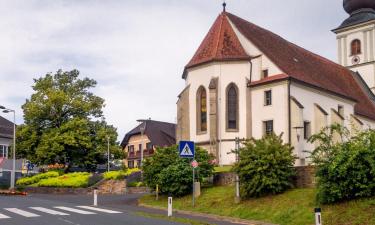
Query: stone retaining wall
213 166 316 188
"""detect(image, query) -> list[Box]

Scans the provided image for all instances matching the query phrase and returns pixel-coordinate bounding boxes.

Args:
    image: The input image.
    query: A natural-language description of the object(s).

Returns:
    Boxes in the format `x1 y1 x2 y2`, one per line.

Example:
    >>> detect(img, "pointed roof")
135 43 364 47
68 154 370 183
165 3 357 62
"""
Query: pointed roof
184 12 249 72
225 12 375 120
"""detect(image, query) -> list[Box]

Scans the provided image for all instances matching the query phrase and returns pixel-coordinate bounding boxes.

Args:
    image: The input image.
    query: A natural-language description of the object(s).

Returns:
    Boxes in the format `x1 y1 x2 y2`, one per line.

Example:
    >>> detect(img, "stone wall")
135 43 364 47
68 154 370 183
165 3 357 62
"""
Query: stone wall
213 166 316 188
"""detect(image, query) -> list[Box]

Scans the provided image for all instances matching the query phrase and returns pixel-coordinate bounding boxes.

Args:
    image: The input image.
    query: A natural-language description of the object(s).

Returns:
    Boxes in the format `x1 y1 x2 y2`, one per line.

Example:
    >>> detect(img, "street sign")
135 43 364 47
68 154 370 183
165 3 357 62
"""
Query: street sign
191 160 198 168
179 141 195 158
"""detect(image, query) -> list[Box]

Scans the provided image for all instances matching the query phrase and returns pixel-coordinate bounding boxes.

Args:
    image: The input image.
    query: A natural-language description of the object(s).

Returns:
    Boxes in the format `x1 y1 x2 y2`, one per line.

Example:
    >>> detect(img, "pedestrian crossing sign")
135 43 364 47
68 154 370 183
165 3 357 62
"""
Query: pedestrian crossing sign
179 141 195 158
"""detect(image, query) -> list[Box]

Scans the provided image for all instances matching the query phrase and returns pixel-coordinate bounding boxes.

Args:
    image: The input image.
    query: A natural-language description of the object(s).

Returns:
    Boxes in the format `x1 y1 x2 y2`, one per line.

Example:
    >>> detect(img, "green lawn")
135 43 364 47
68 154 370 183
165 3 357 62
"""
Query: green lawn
135 212 213 225
140 186 375 225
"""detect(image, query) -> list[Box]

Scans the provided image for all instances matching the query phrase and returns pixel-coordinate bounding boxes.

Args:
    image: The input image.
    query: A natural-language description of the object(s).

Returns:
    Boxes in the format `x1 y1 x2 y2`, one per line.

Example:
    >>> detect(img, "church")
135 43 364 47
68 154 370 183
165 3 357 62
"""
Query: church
176 0 375 166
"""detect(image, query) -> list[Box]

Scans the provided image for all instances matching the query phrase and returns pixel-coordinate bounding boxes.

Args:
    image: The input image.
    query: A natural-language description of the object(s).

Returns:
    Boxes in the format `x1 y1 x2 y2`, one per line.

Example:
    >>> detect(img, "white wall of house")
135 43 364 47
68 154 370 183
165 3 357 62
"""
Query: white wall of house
0 137 11 158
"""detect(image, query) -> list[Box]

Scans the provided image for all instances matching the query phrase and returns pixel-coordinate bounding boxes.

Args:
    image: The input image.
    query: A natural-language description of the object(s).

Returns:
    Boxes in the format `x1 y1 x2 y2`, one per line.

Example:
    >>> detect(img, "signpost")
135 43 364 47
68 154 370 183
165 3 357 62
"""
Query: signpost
179 141 195 207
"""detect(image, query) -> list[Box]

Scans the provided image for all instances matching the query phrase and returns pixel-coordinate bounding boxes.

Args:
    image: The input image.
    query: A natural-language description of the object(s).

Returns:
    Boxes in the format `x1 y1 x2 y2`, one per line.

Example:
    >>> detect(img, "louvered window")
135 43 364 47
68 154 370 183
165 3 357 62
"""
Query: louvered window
351 39 361 55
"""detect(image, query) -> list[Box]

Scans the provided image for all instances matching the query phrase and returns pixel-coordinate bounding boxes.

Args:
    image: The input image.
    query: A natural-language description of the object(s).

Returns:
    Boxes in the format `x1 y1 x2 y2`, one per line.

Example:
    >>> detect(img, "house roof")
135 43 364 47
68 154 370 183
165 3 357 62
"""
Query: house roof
183 12 249 78
120 120 176 148
226 12 375 120
0 116 13 139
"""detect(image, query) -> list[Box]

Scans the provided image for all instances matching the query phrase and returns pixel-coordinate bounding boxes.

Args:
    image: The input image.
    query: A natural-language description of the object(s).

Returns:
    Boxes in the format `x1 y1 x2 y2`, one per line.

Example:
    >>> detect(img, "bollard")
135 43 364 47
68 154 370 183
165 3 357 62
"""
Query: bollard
167 196 172 217
93 189 98 206
156 184 159 201
315 208 322 225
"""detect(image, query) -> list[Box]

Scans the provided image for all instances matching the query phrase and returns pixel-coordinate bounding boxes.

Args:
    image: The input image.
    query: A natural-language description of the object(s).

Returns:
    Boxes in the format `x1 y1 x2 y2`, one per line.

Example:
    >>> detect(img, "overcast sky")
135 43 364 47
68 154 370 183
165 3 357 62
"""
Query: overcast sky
0 0 349 140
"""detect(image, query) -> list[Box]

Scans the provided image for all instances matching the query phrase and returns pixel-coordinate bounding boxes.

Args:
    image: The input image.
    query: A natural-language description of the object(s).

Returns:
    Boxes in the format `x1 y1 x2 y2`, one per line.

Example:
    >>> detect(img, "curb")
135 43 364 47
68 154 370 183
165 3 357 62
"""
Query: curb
0 191 27 196
138 203 278 225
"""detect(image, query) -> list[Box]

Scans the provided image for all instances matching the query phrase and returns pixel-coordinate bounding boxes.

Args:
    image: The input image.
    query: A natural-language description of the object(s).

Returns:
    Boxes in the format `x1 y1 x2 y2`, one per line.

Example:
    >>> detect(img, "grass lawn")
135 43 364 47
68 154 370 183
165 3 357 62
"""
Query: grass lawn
140 186 375 225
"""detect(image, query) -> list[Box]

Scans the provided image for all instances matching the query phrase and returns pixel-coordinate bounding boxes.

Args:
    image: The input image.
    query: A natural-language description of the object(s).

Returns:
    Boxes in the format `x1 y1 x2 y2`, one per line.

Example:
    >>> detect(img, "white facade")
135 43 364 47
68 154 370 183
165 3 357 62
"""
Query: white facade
178 10 375 166
335 21 375 93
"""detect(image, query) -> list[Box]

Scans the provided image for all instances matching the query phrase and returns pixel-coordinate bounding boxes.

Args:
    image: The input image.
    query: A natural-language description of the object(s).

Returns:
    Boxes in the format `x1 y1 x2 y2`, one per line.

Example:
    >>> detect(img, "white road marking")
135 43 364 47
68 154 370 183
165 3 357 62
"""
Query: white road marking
4 208 40 217
77 206 122 214
0 213 10 219
54 206 96 215
30 207 70 215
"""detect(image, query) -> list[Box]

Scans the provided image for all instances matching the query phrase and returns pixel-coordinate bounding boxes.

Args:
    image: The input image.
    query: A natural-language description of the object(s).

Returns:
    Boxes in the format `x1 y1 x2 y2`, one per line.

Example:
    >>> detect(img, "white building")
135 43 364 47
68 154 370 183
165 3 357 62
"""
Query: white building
176 0 375 166
0 116 13 159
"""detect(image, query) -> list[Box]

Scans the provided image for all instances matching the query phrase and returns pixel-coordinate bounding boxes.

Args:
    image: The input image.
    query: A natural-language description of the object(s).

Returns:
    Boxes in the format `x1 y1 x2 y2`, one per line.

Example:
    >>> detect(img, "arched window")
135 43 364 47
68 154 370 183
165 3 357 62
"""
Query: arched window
197 86 207 133
351 39 361 55
226 83 238 130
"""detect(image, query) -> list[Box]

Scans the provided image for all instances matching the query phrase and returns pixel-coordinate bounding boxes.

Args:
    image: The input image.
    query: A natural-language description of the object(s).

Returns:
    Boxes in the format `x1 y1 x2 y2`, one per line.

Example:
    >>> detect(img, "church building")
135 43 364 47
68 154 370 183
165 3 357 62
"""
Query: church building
176 0 375 166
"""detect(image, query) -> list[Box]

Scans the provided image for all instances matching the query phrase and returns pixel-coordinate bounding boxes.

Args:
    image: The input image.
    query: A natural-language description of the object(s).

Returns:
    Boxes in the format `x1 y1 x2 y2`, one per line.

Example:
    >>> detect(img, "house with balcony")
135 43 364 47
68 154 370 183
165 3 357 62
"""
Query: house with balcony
121 120 176 168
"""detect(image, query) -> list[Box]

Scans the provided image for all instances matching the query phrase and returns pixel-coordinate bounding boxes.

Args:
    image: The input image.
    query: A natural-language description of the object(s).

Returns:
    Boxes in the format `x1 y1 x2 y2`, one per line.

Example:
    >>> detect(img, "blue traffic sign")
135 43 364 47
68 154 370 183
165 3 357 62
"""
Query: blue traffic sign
179 141 195 158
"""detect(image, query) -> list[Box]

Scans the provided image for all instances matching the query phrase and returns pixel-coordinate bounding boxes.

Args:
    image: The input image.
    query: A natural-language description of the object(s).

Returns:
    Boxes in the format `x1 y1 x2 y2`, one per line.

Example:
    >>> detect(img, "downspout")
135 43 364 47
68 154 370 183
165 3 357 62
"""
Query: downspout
288 79 291 144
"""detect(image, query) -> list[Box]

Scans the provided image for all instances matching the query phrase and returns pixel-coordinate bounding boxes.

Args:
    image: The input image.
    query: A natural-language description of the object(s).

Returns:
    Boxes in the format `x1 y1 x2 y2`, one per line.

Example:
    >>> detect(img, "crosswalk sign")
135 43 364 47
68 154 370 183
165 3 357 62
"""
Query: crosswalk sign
179 141 195 158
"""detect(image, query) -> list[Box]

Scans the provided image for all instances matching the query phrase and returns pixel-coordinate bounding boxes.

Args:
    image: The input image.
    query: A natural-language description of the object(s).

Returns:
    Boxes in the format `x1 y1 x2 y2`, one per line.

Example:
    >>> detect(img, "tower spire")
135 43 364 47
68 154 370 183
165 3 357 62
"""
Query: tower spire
222 1 226 12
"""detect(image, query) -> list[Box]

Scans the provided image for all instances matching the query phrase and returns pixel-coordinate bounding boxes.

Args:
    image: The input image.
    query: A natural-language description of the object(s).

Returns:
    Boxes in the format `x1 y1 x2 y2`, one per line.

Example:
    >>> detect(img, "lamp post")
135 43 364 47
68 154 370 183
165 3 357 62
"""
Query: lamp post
0 106 16 190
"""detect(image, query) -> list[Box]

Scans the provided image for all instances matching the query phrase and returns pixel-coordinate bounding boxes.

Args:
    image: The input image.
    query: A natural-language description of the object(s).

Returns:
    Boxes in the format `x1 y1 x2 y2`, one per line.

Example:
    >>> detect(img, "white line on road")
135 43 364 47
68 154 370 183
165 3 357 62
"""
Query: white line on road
0 213 10 219
4 208 40 217
54 206 96 215
30 207 70 215
77 206 122 214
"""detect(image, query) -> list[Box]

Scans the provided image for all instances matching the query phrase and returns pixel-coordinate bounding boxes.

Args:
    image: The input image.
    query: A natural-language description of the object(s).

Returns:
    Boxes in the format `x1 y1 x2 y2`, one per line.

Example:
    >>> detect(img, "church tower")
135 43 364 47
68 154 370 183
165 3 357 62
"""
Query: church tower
333 0 375 93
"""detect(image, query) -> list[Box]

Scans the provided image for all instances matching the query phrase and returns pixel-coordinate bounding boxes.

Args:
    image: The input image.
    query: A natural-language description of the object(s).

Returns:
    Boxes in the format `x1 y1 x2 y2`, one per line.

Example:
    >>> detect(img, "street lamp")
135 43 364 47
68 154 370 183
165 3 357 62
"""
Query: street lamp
0 105 16 190
107 135 110 172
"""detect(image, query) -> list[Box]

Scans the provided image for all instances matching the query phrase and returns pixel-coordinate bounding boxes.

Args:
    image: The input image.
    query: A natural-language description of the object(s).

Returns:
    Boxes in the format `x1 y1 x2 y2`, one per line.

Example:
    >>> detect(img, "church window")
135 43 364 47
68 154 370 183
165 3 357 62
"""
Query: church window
197 86 207 133
263 120 274 135
264 90 272 106
304 121 311 140
262 69 269 79
351 39 361 55
226 83 238 130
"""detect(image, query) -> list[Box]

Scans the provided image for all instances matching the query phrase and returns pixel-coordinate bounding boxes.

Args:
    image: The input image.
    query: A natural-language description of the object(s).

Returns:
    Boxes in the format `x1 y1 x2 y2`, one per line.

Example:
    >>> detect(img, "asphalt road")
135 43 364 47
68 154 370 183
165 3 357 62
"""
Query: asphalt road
0 194 183 225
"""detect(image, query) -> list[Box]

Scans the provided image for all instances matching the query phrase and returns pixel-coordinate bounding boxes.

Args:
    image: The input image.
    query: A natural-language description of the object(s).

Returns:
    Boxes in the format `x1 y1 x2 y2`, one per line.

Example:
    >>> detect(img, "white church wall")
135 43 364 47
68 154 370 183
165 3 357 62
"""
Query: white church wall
290 83 356 165
357 115 375 129
251 81 289 143
228 18 283 81
352 64 375 90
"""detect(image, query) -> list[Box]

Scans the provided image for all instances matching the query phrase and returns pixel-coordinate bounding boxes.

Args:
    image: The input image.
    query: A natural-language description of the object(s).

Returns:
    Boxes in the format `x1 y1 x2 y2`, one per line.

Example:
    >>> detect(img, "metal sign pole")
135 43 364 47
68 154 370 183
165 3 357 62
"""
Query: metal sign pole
192 158 195 207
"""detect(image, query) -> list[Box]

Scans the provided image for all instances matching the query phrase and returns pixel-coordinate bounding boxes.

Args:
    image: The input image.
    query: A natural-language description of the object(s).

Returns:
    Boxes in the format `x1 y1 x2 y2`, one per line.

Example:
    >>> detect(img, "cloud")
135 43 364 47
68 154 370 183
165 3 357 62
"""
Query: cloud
0 0 349 139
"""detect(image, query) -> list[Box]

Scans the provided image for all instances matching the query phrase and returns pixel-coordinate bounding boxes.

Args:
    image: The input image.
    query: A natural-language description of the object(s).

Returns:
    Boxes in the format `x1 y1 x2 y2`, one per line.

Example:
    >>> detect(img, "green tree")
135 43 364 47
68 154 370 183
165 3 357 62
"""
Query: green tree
233 133 296 198
309 124 375 204
142 145 214 196
16 70 123 171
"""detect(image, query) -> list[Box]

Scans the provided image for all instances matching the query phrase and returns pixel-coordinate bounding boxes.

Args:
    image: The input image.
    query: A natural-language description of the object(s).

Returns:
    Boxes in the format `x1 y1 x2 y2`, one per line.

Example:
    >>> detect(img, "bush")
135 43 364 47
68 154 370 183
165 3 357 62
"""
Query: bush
309 125 375 204
143 145 214 197
36 172 91 188
103 168 140 180
16 171 60 186
233 133 296 198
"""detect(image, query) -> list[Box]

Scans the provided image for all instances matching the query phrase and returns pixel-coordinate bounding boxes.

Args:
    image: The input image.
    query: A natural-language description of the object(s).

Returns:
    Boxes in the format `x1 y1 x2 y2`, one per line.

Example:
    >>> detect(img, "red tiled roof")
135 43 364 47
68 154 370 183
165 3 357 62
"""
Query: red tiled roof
185 12 249 70
249 74 289 87
225 12 375 121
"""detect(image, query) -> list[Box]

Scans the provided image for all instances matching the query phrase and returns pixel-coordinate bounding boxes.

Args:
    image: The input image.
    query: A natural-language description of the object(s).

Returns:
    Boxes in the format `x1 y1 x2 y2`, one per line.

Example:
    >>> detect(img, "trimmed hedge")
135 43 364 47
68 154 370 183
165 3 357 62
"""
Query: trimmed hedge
36 172 91 188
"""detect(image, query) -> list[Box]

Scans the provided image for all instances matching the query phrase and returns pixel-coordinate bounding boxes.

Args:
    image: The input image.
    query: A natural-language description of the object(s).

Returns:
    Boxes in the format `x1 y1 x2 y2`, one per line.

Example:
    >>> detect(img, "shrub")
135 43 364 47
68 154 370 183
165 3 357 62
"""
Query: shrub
36 172 91 188
103 168 140 180
233 133 296 198
16 171 60 186
143 145 214 197
309 125 375 204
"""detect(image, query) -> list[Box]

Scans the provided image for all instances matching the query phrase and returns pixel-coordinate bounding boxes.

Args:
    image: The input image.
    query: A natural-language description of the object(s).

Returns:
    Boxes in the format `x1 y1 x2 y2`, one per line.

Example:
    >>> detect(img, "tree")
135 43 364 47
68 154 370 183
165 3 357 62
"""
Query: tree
309 124 375 204
142 145 214 196
16 70 123 171
232 133 296 198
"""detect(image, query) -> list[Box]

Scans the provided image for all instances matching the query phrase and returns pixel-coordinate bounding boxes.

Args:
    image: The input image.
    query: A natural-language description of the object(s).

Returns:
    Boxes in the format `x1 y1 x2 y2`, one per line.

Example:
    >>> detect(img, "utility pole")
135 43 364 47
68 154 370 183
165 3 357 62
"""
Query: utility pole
107 135 110 172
